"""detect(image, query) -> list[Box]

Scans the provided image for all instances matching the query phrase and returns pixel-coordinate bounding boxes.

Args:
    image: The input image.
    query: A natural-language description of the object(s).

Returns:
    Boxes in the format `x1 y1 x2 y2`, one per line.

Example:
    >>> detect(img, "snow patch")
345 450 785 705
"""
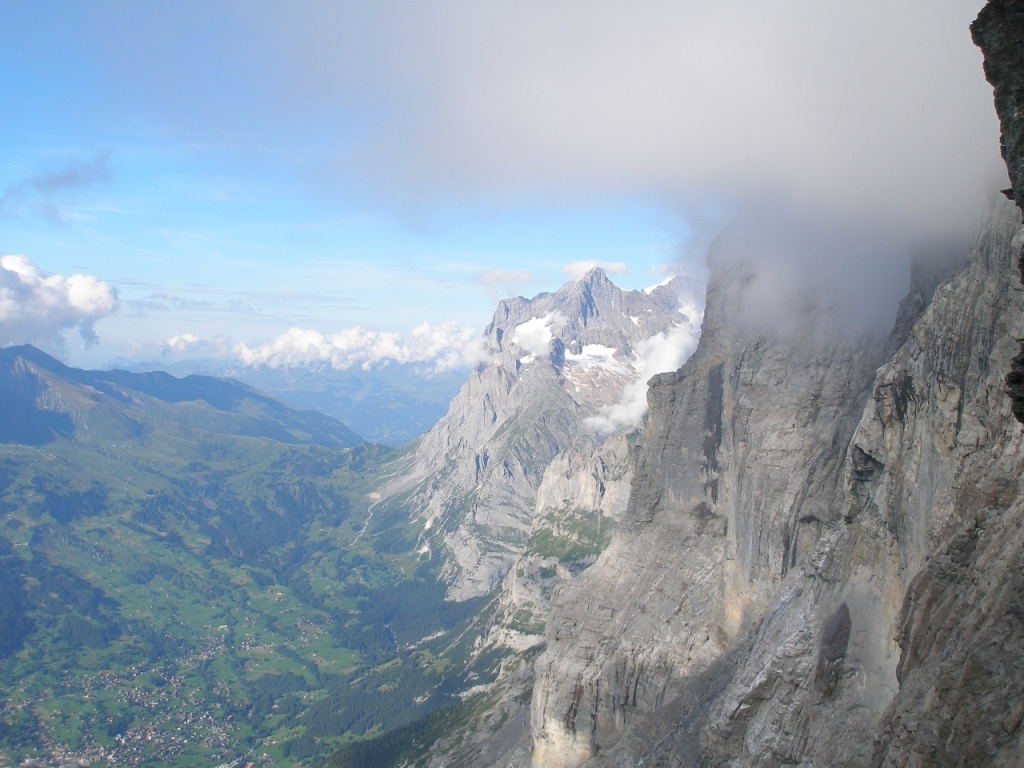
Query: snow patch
565 343 629 374
643 276 675 295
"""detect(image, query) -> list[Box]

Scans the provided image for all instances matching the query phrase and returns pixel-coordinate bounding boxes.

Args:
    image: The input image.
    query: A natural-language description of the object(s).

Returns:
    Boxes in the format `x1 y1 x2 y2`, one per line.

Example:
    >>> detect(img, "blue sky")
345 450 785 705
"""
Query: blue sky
0 1 1000 370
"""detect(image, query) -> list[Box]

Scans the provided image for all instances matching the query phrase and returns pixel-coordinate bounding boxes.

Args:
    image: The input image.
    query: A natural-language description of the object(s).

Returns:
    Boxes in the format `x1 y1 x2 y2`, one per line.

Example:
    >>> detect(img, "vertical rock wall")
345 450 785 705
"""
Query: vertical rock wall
518 5 1024 763
525 196 1024 768
529 239 890 766
973 0 1024 423
423 6 1024 765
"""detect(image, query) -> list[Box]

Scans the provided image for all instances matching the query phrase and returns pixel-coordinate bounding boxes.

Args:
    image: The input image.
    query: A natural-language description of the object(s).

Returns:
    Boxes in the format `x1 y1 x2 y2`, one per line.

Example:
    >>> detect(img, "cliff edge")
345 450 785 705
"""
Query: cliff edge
973 0 1024 423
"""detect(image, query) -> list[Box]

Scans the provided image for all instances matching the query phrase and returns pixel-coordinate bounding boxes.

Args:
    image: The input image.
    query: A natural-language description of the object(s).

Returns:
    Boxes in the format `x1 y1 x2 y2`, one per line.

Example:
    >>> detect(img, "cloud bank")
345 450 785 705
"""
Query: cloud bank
258 2 994 235
36 1 999 352
81 3 996 230
0 255 118 352
232 321 490 372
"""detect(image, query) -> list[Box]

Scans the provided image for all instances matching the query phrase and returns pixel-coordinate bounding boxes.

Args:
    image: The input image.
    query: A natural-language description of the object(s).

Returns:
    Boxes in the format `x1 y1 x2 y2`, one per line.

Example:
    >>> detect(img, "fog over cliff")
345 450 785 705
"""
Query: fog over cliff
75 1 1001 328
317 0 1003 329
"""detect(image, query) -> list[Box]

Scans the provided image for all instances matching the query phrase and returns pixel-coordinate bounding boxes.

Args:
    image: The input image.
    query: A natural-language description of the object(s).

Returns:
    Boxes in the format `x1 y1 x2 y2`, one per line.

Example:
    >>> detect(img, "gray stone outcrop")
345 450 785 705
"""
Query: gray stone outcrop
425 6 1024 764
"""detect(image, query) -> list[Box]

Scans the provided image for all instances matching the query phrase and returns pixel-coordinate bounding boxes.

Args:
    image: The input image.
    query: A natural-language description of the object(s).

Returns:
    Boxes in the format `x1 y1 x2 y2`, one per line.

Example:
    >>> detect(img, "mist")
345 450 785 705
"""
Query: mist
706 196 982 339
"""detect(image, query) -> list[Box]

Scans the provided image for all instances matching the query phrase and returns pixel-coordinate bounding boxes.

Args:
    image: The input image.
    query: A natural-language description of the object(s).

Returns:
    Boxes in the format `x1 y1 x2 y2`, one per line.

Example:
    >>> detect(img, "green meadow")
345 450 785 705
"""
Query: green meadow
0 352 502 767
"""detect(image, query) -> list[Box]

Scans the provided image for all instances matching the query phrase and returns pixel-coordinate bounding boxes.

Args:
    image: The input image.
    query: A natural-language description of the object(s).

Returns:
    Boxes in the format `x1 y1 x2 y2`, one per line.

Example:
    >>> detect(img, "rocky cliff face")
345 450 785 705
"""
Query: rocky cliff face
422 197 1024 766
528 224 892 766
973 0 1024 423
379 268 700 600
523 196 1024 767
974 1 1024 212
420 7 1024 765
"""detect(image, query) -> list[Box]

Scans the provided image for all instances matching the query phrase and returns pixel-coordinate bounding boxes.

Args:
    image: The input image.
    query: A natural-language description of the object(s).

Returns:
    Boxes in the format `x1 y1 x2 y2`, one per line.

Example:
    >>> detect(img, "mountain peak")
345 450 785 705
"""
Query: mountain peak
0 343 67 371
578 266 611 285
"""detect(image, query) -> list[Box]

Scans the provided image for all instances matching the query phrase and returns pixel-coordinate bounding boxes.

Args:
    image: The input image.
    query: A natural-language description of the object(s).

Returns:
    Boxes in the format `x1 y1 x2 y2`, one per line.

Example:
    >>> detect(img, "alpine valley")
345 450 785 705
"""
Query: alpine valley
0 270 698 767
6 3 1024 767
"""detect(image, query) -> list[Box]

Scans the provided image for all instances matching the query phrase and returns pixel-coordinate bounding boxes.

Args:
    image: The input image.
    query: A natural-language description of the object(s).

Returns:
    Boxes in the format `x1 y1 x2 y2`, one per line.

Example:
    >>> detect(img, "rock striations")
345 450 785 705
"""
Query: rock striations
528 221 891 766
974 0 1024 424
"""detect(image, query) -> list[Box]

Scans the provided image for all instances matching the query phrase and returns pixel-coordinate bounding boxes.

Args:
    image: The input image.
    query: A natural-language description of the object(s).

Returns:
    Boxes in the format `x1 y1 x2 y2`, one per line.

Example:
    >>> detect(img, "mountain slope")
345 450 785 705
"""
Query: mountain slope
377 268 700 601
0 344 364 448
110 357 468 446
0 347 504 768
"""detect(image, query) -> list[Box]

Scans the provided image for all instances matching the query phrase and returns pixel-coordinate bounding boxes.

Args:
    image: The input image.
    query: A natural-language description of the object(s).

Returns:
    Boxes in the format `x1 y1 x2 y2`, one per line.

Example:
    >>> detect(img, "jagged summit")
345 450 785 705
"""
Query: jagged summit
376 269 700 600
579 264 612 282
485 269 683 363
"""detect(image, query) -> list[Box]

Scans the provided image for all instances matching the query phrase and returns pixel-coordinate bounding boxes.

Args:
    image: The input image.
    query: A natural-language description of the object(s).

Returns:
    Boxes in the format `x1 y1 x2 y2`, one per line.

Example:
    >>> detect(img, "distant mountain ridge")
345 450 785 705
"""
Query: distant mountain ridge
106 356 468 446
0 343 501 766
0 344 364 448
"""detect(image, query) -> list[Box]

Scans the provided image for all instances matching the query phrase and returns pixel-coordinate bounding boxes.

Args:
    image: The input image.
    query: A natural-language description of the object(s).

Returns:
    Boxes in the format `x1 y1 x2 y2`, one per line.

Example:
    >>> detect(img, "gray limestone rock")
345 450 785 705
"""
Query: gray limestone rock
424 9 1024 764
972 0 1024 424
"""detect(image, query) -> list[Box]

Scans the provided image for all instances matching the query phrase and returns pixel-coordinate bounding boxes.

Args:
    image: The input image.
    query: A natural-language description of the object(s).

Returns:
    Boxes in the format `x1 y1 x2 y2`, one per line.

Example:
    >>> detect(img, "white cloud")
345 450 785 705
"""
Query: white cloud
161 333 201 354
510 312 566 359
476 268 533 287
0 254 118 353
561 261 629 280
585 300 703 434
34 3 999 351
232 320 489 372
187 0 993 252
454 335 494 371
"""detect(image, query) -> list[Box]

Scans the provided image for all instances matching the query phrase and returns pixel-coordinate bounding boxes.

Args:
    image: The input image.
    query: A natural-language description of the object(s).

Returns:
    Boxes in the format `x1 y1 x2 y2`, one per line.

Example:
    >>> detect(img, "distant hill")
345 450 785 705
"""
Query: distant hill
0 344 364 448
106 355 469 446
